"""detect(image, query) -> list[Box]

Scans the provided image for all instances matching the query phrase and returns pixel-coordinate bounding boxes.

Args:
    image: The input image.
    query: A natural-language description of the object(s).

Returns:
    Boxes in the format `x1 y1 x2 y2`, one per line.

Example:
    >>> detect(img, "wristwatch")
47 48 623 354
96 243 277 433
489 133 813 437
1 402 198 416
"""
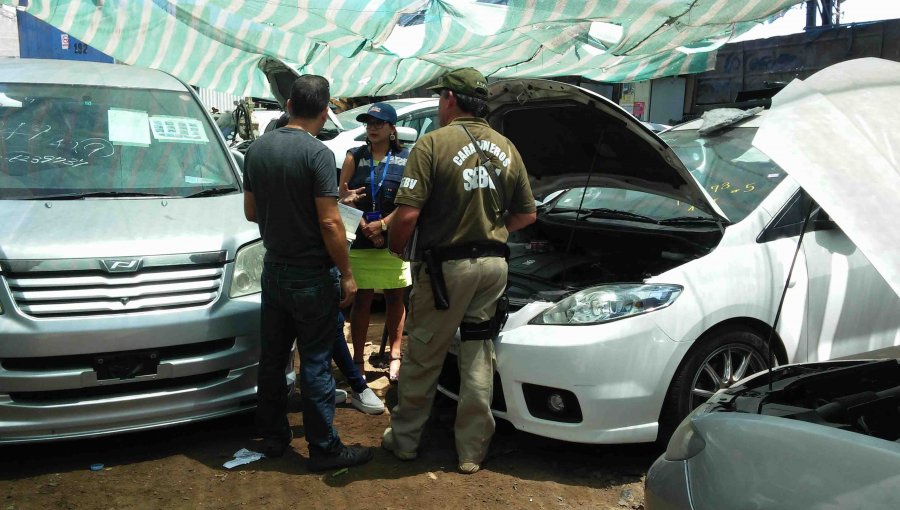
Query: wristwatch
380 220 388 232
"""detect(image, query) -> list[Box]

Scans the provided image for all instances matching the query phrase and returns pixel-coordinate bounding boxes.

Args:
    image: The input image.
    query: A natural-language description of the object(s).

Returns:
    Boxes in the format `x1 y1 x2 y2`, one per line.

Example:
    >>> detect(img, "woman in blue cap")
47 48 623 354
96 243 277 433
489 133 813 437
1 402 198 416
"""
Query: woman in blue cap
339 102 411 383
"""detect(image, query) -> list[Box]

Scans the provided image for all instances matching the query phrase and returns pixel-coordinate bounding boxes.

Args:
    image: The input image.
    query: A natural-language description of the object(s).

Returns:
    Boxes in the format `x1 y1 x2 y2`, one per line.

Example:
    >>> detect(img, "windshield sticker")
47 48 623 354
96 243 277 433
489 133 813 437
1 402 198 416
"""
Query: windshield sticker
108 108 151 147
149 116 209 144
184 175 218 184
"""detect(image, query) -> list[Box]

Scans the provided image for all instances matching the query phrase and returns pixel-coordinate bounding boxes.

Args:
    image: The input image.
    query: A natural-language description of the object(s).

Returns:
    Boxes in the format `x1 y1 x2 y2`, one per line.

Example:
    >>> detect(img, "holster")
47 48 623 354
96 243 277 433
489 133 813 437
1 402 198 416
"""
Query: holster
459 289 509 342
423 248 450 310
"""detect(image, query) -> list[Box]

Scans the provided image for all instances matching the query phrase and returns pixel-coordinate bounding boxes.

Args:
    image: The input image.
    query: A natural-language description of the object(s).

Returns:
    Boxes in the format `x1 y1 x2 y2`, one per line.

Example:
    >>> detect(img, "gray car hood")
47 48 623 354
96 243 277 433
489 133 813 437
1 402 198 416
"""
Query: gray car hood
753 58 900 297
486 78 727 221
258 57 343 131
0 195 257 261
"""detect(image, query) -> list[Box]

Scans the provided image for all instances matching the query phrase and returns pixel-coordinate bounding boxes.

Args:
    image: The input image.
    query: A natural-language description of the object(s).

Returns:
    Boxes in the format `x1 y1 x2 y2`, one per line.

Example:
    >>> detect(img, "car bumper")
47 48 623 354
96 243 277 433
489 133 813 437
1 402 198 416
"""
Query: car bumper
0 293 292 444
644 455 694 510
437 302 688 444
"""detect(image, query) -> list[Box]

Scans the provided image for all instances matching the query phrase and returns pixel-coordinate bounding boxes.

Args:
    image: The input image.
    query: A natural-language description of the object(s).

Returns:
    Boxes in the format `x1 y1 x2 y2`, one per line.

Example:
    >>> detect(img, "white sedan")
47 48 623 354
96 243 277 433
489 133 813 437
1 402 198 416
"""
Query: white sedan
318 98 438 168
437 78 899 445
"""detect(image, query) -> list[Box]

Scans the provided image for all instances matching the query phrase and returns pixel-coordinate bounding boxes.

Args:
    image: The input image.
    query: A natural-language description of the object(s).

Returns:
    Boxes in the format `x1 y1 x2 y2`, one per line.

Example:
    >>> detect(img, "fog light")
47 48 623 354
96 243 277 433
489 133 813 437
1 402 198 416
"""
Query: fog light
547 393 566 413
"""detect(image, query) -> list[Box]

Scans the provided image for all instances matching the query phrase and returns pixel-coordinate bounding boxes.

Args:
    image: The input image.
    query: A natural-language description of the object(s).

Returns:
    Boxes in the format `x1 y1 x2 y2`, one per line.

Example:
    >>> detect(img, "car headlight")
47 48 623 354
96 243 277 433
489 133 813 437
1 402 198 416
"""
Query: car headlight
230 240 265 298
530 283 682 325
664 403 712 461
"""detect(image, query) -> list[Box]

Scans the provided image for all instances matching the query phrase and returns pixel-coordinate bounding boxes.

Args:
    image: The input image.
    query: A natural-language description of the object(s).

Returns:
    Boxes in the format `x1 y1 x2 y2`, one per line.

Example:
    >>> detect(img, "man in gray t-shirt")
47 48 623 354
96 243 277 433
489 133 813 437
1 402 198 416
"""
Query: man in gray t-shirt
242 74 373 472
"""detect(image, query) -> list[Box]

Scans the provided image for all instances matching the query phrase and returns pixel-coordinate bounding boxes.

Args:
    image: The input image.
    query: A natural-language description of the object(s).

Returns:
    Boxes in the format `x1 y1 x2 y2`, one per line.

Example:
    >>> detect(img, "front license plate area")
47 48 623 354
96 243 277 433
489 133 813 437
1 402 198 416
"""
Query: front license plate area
93 350 160 380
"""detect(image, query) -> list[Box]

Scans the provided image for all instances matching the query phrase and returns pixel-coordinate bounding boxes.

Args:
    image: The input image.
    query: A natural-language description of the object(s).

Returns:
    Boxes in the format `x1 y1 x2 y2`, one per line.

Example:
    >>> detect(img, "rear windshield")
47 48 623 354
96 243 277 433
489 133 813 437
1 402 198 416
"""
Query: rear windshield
661 126 787 222
0 84 237 199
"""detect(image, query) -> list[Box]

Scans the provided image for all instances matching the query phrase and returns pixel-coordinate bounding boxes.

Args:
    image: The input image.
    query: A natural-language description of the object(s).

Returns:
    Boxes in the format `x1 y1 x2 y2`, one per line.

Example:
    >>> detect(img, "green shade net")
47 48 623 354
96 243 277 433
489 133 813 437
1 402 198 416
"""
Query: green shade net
5 0 803 97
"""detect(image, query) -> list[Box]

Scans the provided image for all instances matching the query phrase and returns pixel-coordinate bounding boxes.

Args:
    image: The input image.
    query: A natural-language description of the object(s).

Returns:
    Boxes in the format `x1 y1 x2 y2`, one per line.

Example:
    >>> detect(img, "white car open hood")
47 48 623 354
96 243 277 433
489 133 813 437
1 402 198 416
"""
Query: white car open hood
486 79 727 222
257 57 343 131
753 58 900 297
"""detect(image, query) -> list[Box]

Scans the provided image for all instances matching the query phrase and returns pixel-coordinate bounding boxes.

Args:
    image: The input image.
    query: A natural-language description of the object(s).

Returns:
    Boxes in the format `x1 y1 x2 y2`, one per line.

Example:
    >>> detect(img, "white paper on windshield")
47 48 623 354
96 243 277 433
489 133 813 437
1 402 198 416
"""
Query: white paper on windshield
149 115 209 143
108 108 151 147
338 202 363 242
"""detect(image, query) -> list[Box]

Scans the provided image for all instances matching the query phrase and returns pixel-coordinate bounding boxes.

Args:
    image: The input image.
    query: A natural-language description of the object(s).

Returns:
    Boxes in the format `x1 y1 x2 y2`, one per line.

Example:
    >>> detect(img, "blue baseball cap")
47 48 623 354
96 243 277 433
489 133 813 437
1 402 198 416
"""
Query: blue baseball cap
356 102 397 124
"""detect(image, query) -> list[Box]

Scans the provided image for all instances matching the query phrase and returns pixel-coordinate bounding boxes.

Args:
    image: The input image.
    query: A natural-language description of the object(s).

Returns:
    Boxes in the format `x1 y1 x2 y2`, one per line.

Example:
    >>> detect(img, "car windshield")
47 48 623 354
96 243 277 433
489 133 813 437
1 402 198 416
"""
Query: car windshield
0 83 237 200
547 186 714 221
321 100 422 134
661 126 787 222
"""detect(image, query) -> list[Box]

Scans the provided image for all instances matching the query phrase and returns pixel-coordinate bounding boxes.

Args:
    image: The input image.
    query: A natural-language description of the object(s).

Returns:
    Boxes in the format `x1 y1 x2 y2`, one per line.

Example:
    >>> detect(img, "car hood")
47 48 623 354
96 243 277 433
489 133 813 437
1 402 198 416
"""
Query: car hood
257 57 343 131
0 195 258 261
753 58 900 297
486 78 727 222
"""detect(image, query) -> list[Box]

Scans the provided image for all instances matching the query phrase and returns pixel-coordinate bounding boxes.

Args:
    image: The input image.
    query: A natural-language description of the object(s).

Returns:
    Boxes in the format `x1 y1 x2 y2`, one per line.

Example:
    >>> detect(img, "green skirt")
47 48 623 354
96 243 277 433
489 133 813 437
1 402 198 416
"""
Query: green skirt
349 248 412 290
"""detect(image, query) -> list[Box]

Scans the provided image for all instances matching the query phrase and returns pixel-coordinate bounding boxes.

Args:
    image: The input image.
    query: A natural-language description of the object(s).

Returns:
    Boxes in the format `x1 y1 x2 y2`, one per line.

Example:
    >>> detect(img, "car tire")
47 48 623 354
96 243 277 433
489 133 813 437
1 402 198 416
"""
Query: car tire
658 327 772 446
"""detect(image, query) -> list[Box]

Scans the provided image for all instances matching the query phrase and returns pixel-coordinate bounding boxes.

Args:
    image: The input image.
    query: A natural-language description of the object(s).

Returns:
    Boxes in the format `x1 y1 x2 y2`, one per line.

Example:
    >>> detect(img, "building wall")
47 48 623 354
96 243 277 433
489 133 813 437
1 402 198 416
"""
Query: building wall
689 17 900 117
0 6 19 58
17 10 112 63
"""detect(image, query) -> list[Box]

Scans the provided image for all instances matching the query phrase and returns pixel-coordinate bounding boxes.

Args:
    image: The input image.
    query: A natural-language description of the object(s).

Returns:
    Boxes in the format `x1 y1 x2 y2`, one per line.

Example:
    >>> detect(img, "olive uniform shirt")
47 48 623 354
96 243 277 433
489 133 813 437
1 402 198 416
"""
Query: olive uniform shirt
394 118 535 249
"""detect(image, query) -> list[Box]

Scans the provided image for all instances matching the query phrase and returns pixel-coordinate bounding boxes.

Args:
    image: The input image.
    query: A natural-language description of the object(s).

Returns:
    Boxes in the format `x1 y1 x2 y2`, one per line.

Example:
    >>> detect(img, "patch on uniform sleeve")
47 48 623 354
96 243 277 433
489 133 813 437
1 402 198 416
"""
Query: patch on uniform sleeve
400 177 419 190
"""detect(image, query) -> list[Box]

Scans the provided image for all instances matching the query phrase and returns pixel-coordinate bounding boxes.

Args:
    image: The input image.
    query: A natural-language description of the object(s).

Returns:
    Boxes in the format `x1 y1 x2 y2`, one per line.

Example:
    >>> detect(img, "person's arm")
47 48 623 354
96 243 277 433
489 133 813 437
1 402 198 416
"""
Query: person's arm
504 211 536 232
388 204 421 255
338 153 361 202
243 191 257 223
315 196 356 308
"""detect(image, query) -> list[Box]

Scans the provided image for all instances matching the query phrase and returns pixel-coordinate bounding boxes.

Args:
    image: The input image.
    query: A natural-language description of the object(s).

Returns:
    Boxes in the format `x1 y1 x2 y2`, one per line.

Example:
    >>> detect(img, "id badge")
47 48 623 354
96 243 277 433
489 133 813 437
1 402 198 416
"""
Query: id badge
363 210 382 222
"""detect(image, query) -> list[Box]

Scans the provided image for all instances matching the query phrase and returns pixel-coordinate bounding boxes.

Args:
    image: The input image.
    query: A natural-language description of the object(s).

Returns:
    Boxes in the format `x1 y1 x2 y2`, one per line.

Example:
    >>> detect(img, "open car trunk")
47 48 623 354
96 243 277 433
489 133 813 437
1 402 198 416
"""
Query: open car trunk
484 79 726 307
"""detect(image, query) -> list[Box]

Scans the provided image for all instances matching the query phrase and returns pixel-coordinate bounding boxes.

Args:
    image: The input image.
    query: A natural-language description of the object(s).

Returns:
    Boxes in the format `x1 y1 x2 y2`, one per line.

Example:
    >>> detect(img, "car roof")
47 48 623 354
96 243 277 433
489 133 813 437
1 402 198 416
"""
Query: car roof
0 59 188 91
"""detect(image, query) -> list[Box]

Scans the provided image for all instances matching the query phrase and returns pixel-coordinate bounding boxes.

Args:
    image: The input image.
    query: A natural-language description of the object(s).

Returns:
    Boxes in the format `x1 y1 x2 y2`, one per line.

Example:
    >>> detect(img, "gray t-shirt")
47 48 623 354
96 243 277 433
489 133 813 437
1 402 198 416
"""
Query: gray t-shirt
243 127 338 266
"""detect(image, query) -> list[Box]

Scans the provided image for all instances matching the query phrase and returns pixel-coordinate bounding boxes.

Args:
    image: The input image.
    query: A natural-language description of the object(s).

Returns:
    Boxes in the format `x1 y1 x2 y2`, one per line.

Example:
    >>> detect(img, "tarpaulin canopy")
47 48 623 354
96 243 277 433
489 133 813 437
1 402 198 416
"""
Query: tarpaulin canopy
6 0 804 98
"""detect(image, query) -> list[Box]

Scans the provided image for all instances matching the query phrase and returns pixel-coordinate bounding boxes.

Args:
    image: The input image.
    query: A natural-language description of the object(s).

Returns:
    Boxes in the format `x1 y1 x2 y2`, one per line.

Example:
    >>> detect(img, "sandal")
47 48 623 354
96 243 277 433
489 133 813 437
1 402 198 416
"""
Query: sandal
389 356 401 384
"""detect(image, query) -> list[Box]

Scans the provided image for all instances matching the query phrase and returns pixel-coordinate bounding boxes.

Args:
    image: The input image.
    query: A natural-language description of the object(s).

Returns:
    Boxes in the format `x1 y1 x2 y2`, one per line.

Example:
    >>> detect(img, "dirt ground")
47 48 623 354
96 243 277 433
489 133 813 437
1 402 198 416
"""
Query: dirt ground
0 312 659 510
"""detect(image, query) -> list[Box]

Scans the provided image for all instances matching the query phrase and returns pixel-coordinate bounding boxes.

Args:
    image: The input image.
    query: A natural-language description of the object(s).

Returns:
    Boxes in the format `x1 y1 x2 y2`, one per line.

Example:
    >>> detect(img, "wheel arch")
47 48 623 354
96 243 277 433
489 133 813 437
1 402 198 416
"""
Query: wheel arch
655 316 788 442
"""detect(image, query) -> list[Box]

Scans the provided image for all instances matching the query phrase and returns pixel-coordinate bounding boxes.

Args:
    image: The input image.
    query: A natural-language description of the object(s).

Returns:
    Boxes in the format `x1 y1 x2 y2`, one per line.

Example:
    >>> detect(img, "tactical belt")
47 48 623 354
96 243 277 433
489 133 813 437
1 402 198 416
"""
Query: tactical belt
432 241 510 262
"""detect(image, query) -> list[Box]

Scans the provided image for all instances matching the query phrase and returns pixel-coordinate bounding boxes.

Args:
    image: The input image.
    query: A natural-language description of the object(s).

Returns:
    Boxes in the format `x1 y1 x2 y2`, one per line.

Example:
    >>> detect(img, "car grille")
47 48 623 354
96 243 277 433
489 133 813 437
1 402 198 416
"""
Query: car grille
3 252 226 317
8 370 231 404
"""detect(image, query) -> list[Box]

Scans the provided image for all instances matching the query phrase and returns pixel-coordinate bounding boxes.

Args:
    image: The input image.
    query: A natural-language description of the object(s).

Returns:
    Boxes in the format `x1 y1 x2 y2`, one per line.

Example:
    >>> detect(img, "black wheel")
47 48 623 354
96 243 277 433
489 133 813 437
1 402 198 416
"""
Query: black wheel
658 327 772 445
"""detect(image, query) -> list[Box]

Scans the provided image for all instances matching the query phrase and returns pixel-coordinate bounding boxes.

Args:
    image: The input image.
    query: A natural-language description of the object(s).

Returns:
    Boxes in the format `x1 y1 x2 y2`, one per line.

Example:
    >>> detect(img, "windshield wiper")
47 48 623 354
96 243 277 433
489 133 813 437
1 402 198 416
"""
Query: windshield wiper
658 216 724 226
575 208 658 223
184 187 239 198
27 191 171 200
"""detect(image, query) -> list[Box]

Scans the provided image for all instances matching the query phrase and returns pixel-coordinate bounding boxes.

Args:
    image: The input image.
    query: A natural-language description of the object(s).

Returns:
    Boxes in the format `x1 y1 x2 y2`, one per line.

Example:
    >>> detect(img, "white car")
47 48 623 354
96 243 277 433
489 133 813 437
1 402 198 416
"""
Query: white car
318 98 438 168
258 57 438 168
437 78 899 445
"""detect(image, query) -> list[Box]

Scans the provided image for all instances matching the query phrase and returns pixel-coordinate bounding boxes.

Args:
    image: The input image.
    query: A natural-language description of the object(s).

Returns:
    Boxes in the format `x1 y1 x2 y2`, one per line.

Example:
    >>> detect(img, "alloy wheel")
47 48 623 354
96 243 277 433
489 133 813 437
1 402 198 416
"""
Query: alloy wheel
689 343 768 409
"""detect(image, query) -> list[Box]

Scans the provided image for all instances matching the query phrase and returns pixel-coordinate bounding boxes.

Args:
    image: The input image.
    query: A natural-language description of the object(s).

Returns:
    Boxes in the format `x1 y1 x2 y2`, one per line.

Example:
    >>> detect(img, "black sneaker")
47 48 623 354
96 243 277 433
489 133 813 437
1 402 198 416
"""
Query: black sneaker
262 431 293 458
307 445 374 472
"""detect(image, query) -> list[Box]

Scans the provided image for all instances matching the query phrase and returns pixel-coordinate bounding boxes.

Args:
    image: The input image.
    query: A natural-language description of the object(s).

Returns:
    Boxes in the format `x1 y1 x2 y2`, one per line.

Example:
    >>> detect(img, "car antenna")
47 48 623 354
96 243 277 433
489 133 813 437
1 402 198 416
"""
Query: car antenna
765 190 816 391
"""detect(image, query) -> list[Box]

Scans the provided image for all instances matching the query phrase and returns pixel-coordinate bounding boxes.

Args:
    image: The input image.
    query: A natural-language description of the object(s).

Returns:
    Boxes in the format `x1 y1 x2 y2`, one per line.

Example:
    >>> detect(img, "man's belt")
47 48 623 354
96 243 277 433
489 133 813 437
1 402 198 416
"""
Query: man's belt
432 241 510 262
422 241 510 312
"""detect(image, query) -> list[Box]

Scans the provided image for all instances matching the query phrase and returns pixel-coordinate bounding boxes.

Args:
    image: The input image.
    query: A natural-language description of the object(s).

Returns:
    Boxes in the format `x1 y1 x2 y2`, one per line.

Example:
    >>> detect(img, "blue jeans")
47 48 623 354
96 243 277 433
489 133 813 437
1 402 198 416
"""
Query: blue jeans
257 262 342 455
334 310 368 393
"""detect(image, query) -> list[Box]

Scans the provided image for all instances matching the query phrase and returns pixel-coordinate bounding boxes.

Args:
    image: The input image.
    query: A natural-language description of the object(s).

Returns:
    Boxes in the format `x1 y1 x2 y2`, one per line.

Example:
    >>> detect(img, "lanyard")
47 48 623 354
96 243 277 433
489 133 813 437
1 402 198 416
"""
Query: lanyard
368 151 392 211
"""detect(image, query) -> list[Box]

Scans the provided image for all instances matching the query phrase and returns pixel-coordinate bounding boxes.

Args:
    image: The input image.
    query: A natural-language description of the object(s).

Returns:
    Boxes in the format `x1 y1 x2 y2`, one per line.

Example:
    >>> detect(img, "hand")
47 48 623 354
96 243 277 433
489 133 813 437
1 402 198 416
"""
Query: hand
361 219 382 239
339 274 357 308
339 182 366 205
370 233 385 248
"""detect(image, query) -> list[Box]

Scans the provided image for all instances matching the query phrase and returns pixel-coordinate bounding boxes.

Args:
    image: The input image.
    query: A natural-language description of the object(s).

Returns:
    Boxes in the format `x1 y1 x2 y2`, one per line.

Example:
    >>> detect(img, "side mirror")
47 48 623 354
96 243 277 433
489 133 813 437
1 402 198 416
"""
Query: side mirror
396 126 418 144
230 149 245 176
812 208 838 231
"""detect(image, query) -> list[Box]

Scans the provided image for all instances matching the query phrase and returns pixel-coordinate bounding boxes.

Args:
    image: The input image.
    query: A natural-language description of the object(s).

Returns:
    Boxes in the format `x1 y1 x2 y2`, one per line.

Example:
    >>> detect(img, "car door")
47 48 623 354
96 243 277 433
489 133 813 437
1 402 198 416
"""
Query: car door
397 108 438 143
803 223 900 361
760 191 900 361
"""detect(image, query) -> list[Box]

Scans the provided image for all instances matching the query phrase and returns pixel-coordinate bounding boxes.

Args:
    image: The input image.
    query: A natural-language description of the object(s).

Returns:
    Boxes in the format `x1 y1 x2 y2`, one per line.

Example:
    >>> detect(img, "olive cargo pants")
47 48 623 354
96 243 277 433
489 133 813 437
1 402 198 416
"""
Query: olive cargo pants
385 256 507 464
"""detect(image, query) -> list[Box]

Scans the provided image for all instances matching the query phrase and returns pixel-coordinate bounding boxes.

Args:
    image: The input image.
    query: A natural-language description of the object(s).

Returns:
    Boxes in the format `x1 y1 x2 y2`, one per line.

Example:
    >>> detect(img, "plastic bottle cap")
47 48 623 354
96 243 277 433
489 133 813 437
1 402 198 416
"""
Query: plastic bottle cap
90 463 104 471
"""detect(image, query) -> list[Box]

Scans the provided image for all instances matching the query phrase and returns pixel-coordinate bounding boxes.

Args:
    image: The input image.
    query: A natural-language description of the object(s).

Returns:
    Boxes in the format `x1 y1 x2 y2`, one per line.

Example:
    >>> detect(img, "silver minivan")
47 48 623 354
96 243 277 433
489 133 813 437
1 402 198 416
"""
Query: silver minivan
0 59 285 443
